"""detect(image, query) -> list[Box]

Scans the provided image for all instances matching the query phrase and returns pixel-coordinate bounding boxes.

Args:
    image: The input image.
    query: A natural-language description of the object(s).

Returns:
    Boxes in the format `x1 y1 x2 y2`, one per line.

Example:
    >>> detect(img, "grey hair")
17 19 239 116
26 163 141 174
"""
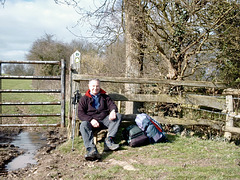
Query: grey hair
89 79 101 84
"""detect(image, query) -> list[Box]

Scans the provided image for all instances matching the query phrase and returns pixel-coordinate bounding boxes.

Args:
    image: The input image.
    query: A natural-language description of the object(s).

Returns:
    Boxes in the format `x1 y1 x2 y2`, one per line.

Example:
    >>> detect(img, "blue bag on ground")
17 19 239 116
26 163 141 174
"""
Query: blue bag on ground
135 113 167 143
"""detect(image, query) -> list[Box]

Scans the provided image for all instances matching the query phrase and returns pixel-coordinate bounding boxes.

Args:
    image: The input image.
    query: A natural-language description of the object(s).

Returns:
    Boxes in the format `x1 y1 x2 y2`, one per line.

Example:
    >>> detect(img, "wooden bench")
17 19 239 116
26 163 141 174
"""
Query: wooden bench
93 114 136 144
93 129 108 144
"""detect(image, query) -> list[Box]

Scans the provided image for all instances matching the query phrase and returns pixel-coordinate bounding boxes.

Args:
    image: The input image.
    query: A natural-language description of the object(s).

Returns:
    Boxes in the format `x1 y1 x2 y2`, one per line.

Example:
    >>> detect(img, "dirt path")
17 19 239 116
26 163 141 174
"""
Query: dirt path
1 132 140 180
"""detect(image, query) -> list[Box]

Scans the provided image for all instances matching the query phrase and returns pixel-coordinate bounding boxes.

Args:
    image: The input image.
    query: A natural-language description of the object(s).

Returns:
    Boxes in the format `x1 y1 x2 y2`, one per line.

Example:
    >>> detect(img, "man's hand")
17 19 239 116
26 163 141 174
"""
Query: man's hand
90 119 100 128
109 110 116 121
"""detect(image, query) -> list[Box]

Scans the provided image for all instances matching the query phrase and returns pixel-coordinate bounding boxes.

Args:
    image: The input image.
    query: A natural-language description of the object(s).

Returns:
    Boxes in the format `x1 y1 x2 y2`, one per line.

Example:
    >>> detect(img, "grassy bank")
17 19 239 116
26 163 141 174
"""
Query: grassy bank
1 79 61 124
58 134 240 180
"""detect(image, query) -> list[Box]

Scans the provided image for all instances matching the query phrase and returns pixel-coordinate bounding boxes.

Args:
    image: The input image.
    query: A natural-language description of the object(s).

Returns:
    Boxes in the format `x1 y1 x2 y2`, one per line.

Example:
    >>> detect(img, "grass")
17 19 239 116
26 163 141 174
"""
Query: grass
58 133 240 180
1 79 61 124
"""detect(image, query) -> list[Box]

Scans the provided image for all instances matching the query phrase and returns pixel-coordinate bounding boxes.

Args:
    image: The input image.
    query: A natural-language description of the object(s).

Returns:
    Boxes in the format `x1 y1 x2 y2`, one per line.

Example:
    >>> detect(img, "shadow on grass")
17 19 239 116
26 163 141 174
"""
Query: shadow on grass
165 133 178 143
100 145 128 161
101 133 178 161
94 124 179 161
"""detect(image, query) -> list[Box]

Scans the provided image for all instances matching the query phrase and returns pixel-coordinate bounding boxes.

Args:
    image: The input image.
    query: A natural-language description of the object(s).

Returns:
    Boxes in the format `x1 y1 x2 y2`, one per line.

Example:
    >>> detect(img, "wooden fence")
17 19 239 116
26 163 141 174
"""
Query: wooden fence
68 51 240 140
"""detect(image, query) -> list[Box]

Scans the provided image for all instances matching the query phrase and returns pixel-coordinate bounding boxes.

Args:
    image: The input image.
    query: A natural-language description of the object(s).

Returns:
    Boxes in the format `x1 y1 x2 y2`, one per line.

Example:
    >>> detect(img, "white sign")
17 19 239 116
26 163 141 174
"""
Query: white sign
70 50 81 71
74 50 81 63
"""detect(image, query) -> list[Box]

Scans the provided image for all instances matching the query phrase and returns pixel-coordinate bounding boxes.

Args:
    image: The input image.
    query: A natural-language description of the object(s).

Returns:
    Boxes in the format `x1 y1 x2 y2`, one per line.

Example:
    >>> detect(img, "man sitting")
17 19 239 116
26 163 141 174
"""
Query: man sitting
78 79 121 161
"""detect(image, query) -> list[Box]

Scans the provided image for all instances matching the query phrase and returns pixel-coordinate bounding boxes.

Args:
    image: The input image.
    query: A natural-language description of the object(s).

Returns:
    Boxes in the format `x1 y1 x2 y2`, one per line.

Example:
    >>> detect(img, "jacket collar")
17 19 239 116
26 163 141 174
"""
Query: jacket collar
85 89 106 98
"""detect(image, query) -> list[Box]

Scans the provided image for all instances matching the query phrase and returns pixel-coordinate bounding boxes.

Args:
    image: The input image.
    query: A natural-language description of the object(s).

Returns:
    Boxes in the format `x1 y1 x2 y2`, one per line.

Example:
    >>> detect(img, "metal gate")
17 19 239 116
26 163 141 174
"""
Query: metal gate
0 59 66 127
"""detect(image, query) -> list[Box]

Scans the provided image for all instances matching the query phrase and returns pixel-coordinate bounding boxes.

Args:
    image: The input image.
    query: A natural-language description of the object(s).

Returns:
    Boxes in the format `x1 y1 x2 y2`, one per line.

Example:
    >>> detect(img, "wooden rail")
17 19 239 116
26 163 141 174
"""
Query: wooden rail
73 74 227 88
75 92 225 110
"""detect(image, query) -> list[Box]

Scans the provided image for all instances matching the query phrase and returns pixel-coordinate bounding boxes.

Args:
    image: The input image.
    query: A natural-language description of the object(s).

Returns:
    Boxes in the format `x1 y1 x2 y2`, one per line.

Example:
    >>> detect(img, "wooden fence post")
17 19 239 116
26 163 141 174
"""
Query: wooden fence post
125 84 143 114
67 50 81 138
224 95 234 141
117 89 122 113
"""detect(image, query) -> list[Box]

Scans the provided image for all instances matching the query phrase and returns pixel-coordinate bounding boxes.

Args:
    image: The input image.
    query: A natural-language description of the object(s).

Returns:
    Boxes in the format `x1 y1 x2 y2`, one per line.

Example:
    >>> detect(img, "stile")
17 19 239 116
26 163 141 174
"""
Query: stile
70 69 240 138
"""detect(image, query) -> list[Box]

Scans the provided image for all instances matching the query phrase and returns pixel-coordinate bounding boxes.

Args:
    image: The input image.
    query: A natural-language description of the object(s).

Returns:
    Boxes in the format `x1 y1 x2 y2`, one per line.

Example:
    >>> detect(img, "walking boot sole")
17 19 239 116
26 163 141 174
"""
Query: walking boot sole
104 143 120 151
85 155 101 161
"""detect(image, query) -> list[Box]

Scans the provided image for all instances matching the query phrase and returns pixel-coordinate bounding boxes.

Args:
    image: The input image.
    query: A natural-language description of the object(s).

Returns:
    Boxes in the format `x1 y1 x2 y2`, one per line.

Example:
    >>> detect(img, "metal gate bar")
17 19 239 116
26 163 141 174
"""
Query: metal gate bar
1 102 61 105
0 124 61 127
0 75 61 80
0 60 60 64
0 59 65 127
0 90 61 93
0 114 61 117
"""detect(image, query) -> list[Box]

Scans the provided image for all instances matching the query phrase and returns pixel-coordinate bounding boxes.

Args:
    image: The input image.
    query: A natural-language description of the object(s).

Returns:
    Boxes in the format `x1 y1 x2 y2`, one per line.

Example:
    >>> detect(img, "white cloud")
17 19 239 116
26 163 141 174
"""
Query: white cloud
0 0 88 61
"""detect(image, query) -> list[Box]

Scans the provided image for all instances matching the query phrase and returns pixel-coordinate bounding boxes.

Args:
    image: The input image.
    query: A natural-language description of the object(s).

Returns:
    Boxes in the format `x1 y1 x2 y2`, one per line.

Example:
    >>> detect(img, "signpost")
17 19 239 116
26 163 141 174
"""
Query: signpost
68 50 81 138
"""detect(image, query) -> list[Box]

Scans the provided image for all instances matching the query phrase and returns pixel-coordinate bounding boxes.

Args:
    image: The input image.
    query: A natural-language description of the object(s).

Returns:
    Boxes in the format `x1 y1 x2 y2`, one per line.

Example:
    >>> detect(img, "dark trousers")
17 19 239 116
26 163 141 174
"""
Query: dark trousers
80 113 121 149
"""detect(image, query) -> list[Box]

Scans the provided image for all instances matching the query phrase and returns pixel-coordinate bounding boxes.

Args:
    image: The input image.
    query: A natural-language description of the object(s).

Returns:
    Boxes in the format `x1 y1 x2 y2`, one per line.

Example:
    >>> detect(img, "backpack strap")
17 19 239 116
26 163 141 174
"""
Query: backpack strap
149 118 163 133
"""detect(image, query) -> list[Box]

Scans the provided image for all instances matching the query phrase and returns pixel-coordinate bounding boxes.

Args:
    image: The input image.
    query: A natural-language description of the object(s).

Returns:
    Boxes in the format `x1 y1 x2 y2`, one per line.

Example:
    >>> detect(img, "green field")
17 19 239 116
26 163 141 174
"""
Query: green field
1 79 61 124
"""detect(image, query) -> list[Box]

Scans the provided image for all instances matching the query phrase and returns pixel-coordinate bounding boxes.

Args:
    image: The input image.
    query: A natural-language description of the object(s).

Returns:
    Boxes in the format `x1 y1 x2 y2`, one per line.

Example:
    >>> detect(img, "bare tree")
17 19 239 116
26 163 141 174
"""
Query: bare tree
104 39 125 77
138 0 238 80
55 0 239 81
26 34 71 76
3 64 34 76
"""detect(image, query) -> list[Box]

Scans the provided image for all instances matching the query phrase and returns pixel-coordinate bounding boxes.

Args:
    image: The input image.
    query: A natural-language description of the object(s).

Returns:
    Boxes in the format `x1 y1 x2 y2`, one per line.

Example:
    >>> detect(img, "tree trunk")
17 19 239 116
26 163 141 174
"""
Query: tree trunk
124 0 144 113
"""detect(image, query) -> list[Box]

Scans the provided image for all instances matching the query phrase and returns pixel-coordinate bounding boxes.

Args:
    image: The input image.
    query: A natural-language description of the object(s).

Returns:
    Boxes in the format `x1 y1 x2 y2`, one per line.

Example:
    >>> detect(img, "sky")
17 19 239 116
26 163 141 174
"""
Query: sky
0 0 92 61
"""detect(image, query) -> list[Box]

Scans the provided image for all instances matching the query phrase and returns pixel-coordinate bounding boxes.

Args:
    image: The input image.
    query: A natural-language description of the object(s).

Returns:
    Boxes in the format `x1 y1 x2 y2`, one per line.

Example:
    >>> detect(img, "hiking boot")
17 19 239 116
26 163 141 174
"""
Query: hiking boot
104 137 119 151
85 147 101 161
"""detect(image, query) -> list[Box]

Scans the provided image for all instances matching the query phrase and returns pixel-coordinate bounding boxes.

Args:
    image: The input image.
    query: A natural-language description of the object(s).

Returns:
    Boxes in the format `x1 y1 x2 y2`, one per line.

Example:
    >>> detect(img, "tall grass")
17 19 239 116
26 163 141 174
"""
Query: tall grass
2 79 61 124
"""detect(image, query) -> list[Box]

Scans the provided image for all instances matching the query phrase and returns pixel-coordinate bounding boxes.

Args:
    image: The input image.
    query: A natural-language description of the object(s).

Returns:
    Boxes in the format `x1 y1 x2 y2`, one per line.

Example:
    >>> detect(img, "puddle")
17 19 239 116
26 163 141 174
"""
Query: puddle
5 131 47 171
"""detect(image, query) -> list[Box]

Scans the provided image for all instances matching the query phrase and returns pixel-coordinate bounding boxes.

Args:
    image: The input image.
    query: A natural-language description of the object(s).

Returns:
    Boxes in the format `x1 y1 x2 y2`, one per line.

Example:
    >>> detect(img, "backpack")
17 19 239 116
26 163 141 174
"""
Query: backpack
135 113 167 143
122 124 149 147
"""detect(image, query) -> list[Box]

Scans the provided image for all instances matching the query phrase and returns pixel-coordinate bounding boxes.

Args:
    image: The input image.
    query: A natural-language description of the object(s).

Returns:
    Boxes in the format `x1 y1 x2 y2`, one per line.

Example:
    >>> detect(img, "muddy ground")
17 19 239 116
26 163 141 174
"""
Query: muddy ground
0 127 68 179
0 128 24 175
0 127 137 180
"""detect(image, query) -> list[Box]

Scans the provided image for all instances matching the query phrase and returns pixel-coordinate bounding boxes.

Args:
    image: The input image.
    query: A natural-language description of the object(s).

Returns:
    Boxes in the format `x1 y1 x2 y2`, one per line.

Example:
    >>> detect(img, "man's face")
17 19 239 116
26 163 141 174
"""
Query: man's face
89 80 100 96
